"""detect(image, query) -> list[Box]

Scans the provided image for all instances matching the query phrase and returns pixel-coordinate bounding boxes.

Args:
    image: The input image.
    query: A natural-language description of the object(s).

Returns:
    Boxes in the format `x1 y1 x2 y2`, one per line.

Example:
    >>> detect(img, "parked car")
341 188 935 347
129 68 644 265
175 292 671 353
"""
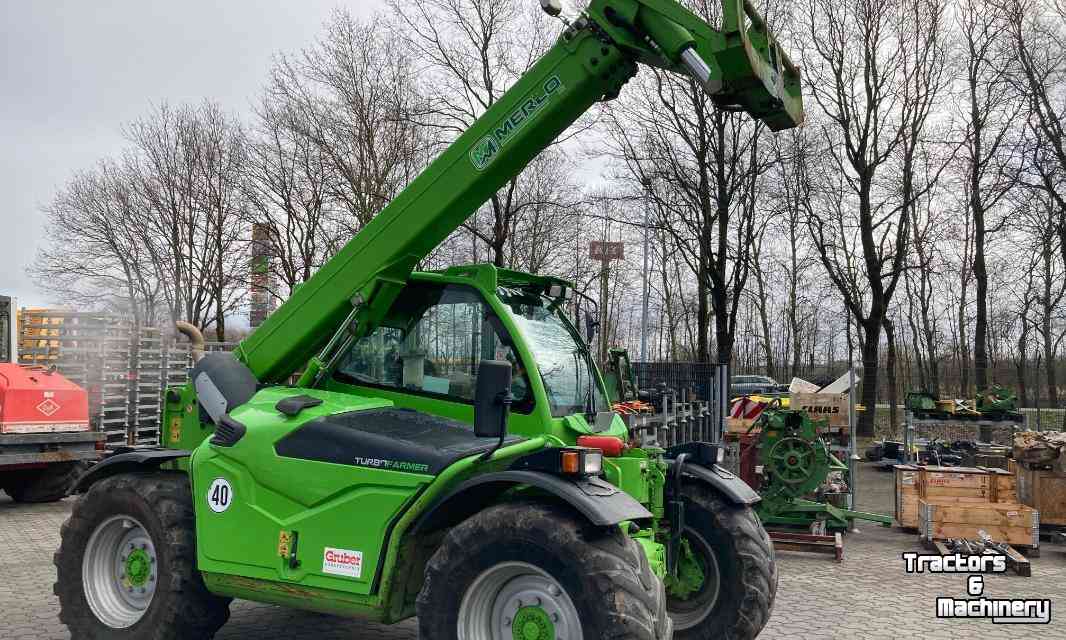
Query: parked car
730 374 786 397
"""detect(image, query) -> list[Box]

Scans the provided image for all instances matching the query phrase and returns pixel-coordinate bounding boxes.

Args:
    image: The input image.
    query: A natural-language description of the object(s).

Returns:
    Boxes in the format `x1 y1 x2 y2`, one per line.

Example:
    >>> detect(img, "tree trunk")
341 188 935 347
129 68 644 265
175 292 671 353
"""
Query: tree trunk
697 277 710 363
884 317 898 435
973 214 988 393
858 318 881 438
1017 319 1030 408
958 285 971 397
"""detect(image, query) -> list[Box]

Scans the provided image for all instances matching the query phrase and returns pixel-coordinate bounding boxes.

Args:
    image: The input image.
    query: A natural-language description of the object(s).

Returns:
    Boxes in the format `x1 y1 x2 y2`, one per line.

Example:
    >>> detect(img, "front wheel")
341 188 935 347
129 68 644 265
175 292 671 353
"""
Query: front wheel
666 482 777 640
54 472 231 639
417 502 671 640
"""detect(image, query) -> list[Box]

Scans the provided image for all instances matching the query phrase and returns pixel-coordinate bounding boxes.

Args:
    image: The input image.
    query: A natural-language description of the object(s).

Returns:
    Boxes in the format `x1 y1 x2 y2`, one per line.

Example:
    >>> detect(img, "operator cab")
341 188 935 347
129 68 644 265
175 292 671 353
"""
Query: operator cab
328 269 611 440
334 280 536 414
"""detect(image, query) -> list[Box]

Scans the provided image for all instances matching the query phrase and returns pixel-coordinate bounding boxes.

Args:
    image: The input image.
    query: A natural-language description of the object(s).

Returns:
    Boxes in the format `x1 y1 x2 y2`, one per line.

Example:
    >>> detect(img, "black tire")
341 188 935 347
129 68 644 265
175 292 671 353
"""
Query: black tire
4 461 88 503
418 501 671 640
54 472 231 640
667 482 777 640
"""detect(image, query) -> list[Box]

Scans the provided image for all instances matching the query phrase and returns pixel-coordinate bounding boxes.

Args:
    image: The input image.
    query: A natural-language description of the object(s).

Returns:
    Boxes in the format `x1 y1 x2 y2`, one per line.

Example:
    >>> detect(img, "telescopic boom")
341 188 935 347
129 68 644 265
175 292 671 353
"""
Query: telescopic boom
233 0 803 383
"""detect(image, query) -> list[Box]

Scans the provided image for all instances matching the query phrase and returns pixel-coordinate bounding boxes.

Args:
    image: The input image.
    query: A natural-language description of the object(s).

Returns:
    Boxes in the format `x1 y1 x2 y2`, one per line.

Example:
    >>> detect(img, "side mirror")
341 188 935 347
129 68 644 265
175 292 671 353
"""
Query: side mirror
584 314 599 343
474 360 512 438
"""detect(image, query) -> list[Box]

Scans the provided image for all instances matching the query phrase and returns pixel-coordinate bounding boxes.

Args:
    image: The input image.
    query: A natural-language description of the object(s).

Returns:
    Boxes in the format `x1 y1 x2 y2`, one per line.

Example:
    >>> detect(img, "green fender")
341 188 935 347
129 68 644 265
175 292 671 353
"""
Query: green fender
412 470 653 534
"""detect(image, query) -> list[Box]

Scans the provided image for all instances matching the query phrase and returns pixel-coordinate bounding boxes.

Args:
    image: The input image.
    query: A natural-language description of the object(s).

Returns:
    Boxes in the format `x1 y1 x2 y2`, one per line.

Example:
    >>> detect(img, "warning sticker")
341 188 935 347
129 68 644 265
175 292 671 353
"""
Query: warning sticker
322 547 362 578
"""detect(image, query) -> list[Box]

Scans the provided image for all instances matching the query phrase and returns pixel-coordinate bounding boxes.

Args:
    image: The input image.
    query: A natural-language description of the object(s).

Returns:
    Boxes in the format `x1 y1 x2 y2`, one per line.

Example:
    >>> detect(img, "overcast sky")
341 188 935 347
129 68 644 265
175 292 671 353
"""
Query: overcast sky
1 0 386 307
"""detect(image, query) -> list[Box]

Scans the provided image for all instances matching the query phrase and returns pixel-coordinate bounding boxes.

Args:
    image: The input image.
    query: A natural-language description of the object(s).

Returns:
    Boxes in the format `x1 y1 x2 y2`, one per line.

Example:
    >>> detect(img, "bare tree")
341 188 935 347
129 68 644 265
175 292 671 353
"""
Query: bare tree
1004 0 1066 267
124 102 247 338
266 10 430 240
388 0 577 268
31 160 162 324
603 25 776 364
243 94 334 299
956 0 1024 392
803 0 948 434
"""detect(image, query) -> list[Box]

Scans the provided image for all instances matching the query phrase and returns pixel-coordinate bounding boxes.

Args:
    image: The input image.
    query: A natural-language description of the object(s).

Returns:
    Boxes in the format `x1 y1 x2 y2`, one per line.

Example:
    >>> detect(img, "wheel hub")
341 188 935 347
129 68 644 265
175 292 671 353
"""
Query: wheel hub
124 548 151 587
512 605 554 640
666 528 721 631
666 538 706 600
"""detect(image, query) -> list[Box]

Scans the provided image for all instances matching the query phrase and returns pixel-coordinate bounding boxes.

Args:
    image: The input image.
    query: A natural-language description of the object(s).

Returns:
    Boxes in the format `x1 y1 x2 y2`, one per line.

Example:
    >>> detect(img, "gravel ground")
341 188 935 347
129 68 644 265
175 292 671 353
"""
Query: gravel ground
1 462 1063 639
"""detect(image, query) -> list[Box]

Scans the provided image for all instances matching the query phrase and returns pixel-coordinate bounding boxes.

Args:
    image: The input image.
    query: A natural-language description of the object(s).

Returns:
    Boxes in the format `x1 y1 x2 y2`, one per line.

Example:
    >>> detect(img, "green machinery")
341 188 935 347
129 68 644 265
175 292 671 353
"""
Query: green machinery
976 385 1023 422
604 347 643 404
905 391 940 416
755 409 892 530
906 386 1023 423
55 2 802 639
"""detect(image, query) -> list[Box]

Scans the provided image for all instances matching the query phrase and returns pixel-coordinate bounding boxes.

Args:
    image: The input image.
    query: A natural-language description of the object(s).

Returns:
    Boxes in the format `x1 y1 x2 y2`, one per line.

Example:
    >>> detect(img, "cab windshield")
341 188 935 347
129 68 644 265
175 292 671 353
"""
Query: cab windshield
498 287 607 418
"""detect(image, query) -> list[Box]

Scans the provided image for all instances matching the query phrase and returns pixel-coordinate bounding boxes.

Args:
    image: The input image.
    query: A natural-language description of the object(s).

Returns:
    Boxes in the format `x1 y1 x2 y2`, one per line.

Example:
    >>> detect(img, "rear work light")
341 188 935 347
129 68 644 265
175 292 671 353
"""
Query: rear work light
561 449 602 476
512 447 603 477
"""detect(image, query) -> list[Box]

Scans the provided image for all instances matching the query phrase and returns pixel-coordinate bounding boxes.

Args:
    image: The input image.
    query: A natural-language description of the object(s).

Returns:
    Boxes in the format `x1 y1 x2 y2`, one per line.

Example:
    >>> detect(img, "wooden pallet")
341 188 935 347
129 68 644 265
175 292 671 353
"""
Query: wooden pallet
919 500 1040 552
769 530 843 563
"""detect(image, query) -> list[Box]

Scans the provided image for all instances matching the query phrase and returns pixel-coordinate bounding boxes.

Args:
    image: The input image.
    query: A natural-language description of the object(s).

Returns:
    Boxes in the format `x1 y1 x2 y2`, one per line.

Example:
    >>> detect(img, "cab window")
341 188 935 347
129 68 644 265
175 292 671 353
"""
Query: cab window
335 283 533 412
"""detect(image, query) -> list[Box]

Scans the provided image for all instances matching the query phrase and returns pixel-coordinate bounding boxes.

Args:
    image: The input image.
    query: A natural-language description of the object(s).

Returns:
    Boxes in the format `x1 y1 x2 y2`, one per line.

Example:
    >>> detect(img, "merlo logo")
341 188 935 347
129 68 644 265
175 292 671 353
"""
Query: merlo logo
470 76 563 170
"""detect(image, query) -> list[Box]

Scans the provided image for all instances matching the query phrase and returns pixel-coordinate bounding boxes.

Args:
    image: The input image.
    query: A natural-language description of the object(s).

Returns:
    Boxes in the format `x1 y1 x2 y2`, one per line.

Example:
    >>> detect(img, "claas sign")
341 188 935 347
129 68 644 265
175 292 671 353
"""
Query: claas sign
791 392 850 428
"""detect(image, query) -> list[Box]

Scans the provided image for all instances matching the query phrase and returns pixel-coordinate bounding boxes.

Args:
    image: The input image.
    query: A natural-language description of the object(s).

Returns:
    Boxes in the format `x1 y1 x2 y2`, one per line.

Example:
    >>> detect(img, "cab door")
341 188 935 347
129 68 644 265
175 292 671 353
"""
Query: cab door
331 281 540 431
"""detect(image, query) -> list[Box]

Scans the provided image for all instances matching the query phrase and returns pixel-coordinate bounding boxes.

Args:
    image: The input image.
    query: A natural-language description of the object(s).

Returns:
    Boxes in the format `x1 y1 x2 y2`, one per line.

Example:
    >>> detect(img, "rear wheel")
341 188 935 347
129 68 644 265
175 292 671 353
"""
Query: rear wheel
666 483 777 640
54 472 230 639
3 461 87 503
418 501 671 640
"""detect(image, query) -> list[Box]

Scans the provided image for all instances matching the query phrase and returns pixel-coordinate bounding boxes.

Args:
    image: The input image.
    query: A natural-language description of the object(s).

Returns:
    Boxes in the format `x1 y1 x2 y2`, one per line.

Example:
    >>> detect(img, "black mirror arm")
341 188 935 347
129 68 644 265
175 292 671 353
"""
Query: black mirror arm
480 390 513 461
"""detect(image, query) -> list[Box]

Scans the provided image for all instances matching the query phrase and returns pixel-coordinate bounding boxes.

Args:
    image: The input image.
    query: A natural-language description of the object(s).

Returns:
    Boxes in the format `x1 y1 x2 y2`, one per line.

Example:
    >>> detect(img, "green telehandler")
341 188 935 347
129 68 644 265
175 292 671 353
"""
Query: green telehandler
55 2 802 638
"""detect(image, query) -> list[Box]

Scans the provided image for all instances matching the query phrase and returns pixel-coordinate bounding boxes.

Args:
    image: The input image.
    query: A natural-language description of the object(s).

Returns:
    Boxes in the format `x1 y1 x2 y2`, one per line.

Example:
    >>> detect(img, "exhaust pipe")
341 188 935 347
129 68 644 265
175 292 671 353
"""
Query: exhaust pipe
175 321 206 363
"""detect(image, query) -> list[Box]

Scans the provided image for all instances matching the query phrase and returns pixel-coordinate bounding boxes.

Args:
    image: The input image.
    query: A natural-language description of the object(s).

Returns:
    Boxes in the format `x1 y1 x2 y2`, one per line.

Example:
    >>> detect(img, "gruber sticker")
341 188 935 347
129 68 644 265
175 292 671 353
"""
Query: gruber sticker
207 478 233 513
322 547 363 578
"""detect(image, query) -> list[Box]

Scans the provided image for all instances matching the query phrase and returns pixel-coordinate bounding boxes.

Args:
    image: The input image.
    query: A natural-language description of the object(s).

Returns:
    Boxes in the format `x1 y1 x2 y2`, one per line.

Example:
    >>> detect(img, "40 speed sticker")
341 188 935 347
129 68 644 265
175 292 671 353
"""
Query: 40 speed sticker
207 477 233 513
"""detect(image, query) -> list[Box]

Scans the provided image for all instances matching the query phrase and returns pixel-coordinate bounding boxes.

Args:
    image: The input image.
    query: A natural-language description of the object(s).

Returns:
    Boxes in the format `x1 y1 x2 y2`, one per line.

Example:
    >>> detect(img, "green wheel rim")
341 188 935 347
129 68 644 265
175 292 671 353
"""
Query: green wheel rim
512 605 555 640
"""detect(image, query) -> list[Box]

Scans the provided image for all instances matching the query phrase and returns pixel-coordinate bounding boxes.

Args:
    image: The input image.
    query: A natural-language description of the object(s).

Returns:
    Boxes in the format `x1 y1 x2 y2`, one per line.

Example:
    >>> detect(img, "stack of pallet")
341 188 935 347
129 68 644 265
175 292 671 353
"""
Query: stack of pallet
894 465 1038 552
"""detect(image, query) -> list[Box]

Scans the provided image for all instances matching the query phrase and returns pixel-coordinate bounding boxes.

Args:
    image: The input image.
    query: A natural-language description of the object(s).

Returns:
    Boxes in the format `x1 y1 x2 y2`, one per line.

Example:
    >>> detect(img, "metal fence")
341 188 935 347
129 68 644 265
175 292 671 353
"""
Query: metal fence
18 309 236 446
627 361 729 447
630 361 723 403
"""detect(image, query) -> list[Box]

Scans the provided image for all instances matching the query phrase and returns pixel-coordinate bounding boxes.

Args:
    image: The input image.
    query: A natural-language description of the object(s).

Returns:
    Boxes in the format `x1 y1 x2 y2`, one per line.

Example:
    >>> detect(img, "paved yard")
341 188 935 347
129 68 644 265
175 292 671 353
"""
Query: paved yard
2 463 1063 639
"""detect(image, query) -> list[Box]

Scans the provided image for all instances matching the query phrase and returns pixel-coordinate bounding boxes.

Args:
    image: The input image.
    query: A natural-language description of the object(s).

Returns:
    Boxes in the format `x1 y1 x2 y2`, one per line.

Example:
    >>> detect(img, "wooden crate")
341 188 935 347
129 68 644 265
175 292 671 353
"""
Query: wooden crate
990 468 1017 503
1017 467 1066 526
919 466 994 502
895 465 921 528
918 500 1040 548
